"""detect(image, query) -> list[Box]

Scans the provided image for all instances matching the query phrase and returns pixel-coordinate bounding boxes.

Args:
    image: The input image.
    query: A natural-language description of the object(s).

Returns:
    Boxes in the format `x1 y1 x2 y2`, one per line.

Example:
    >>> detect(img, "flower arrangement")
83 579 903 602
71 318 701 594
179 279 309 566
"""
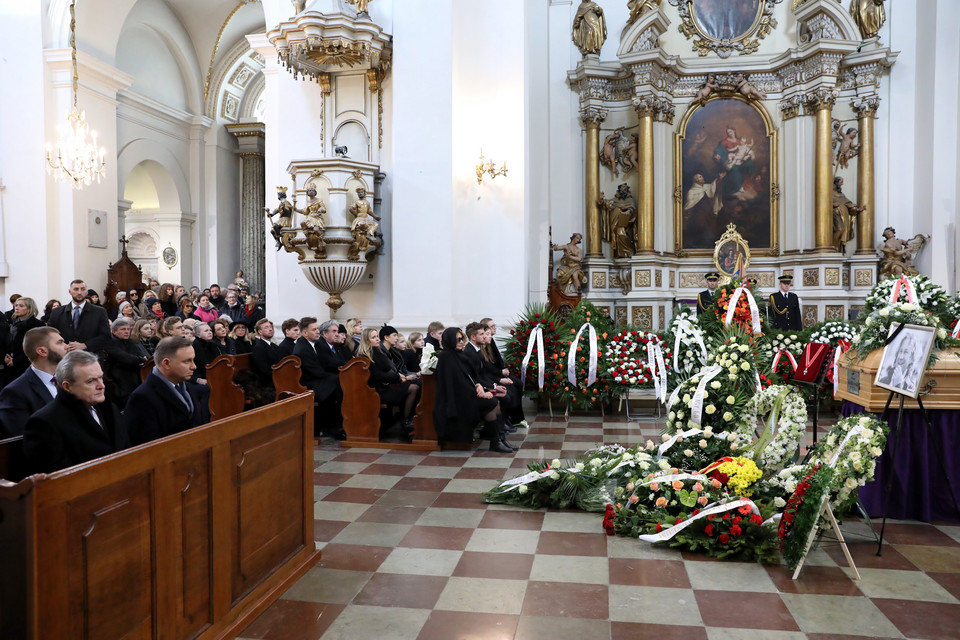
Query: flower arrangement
503 303 563 399
864 274 949 316
706 278 764 335
555 301 616 411
851 302 951 366
665 309 708 384
737 385 807 474
808 321 856 347
419 343 438 374
810 414 888 514
778 465 834 571
703 456 764 497
603 329 672 390
761 332 804 383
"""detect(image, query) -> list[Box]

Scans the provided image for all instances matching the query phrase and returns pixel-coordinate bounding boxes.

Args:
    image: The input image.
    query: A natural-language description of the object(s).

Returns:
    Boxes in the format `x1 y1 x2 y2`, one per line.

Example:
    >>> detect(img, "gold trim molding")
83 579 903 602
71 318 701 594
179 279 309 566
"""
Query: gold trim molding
666 0 783 59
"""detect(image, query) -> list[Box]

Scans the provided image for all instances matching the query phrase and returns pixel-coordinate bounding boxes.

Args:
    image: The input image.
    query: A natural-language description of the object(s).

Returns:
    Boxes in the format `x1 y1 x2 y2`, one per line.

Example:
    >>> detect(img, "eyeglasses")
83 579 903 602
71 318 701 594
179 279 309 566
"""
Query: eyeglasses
456 335 465 342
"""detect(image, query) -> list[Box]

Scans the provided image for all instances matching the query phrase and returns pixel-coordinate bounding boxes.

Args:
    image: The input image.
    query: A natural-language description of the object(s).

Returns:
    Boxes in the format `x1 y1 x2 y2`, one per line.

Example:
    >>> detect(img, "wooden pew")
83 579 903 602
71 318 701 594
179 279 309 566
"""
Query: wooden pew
339 357 439 451
272 355 308 401
411 373 441 448
140 358 155 383
0 393 318 640
206 353 251 421
0 435 26 484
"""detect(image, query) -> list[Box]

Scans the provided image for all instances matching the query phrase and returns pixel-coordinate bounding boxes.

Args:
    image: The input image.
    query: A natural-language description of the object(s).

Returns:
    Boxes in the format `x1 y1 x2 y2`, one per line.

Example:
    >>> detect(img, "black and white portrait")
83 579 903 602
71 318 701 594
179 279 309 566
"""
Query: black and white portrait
875 323 936 398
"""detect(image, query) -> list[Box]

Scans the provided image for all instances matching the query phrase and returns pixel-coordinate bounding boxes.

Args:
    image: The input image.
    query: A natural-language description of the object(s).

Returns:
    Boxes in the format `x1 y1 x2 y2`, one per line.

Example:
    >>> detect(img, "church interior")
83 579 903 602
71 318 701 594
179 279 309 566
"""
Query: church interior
2 1 960 639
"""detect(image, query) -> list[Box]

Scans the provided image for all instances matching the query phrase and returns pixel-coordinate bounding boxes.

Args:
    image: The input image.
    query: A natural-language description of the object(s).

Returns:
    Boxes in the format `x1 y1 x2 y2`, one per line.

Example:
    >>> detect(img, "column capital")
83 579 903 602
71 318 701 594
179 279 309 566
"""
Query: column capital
225 122 266 155
804 86 838 110
851 95 881 118
579 106 608 127
632 95 673 124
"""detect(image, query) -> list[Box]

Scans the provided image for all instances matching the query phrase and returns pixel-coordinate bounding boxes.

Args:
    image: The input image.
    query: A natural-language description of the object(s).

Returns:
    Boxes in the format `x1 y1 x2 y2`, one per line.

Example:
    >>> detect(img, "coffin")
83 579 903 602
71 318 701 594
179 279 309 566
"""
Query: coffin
835 347 960 411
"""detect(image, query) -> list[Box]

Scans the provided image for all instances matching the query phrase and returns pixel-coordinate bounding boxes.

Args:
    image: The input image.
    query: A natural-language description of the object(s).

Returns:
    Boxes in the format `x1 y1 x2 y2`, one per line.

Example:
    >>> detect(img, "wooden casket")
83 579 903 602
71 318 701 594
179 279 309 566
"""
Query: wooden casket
835 347 960 411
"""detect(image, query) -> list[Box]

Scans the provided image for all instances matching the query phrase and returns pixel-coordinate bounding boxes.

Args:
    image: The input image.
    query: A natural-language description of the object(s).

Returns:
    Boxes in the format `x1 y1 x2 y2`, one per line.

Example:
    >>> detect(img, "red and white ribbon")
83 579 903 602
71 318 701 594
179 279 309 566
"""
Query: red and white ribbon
772 349 798 374
724 286 762 333
952 321 960 340
520 326 545 390
890 276 918 305
568 322 599 387
639 498 760 543
832 340 851 398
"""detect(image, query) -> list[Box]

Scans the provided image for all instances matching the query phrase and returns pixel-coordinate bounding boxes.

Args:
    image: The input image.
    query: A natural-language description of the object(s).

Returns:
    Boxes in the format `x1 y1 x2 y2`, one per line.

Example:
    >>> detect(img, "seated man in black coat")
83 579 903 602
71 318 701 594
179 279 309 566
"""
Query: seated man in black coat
277 318 300 357
250 318 281 394
45 279 111 353
23 350 130 474
0 327 67 438
102 317 149 409
293 317 346 439
123 336 208 445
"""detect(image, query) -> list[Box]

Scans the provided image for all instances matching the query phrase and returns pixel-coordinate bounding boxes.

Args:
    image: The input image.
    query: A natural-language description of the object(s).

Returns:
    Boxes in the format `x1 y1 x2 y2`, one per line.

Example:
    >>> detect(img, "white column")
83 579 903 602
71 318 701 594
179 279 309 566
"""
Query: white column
779 110 815 253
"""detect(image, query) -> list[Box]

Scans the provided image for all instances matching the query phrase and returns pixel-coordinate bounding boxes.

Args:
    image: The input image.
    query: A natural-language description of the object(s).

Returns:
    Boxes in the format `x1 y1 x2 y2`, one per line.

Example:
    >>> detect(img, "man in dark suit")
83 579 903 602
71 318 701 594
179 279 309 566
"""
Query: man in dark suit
123 336 208 445
46 279 111 353
23 350 130 474
293 318 345 438
463 323 516 451
250 318 281 391
697 272 720 313
0 327 67 438
277 318 300 357
768 275 803 330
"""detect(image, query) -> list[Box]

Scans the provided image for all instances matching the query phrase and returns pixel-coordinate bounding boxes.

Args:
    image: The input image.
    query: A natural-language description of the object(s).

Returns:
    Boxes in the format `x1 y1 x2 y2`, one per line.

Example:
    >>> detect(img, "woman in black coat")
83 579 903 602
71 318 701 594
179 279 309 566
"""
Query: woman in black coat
3 297 44 384
432 327 513 452
357 328 420 434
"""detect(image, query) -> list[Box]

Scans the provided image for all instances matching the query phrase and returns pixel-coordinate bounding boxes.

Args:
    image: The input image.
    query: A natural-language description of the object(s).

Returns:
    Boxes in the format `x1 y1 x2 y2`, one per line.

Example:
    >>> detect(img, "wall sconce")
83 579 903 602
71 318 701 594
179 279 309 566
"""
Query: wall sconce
476 149 507 185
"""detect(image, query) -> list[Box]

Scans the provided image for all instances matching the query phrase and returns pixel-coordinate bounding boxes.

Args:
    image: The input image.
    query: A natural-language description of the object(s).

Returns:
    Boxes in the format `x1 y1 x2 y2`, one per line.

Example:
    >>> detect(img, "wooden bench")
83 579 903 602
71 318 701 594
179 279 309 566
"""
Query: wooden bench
0 393 319 640
272 355 309 401
206 353 251 421
140 358 155 382
0 436 26 484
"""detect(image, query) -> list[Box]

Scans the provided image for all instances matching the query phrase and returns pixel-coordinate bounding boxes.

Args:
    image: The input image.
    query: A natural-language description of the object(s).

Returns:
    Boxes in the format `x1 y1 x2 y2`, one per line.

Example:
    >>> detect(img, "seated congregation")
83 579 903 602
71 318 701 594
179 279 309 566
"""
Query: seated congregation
0 277 526 477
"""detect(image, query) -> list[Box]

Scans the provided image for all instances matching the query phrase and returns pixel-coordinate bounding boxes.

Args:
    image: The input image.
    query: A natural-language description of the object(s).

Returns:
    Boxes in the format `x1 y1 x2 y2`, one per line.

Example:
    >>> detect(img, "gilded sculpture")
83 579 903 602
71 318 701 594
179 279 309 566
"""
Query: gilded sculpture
299 184 327 259
265 186 296 251
345 0 371 16
627 0 660 25
691 73 719 107
832 176 864 253
233 270 248 290
347 187 379 261
735 73 766 102
850 0 886 39
572 0 606 57
832 121 860 171
552 233 587 295
598 183 637 259
600 128 638 178
879 227 929 279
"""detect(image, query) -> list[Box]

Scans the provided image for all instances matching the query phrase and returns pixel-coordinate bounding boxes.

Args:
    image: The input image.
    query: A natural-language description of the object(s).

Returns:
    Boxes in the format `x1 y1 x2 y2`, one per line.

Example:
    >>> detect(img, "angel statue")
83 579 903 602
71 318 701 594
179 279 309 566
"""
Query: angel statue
572 0 606 56
552 233 587 295
627 0 660 25
345 0 370 16
879 227 929 279
832 122 860 170
600 129 622 177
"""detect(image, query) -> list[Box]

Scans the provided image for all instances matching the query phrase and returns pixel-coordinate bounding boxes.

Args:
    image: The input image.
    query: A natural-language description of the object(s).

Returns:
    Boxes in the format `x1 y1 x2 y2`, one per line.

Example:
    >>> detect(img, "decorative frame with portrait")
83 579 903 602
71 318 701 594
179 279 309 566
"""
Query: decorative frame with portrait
713 223 751 280
668 0 781 58
674 95 778 256
874 323 937 399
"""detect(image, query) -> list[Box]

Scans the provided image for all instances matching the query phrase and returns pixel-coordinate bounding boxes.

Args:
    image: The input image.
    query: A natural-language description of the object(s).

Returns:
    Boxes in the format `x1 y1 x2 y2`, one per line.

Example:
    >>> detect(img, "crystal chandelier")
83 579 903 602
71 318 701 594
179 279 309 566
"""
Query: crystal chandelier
45 0 105 190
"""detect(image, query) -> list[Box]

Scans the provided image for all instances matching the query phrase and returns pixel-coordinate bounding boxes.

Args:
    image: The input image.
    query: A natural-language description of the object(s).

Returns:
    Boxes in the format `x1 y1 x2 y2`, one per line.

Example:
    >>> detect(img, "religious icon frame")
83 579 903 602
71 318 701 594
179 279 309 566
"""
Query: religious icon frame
668 0 781 57
712 223 751 280
674 94 779 257
874 323 937 399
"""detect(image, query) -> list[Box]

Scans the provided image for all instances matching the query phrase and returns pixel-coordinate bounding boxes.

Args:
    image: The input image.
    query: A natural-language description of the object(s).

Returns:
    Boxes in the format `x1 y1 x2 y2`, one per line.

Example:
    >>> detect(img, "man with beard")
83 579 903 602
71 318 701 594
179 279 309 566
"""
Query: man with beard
0 327 68 438
45 279 111 353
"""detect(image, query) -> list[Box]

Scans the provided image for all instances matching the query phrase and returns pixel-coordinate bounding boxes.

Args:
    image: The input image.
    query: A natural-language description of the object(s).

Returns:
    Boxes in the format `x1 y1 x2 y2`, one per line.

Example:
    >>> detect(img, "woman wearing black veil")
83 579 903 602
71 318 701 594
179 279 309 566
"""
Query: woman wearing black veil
433 327 514 453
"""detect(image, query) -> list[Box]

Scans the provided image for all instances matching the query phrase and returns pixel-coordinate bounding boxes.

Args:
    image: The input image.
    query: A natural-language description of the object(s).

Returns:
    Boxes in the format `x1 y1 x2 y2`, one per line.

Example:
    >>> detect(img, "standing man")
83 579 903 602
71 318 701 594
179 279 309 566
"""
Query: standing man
768 275 802 330
697 272 720 313
293 318 346 439
23 350 130 474
123 336 208 445
0 327 67 438
46 279 111 352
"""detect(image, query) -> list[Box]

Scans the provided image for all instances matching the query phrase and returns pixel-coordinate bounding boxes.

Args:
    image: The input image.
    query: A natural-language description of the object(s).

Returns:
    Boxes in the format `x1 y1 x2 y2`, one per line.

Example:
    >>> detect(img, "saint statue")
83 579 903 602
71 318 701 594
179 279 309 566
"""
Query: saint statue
598 183 637 260
832 177 865 252
552 234 587 296
233 270 248 289
627 0 660 25
299 184 327 258
348 187 379 260
265 186 295 251
879 227 928 279
850 0 886 39
572 1 606 56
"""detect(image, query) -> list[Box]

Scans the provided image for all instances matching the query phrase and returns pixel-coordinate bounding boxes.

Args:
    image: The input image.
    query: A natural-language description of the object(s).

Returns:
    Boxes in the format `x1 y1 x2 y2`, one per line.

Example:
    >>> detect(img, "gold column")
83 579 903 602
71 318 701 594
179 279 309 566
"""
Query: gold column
636 106 655 253
812 90 837 253
581 108 606 257
854 97 879 254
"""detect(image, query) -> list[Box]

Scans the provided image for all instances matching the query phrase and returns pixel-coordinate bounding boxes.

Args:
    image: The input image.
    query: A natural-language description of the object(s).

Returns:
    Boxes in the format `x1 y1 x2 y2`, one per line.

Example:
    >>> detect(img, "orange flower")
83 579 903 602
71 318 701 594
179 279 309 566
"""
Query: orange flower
650 482 660 491
655 497 668 507
629 494 639 504
672 480 684 490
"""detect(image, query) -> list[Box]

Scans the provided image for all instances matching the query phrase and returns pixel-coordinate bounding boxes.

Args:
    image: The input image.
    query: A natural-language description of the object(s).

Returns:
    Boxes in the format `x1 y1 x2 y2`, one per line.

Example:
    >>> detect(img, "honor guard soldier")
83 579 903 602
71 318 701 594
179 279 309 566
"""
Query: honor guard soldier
768 275 802 330
697 272 720 313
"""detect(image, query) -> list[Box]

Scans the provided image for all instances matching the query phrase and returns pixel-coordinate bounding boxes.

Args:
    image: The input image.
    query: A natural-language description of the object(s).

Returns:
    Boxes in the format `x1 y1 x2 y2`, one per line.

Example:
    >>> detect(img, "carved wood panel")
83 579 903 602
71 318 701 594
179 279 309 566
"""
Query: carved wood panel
65 474 153 640
171 451 214 639
230 420 305 604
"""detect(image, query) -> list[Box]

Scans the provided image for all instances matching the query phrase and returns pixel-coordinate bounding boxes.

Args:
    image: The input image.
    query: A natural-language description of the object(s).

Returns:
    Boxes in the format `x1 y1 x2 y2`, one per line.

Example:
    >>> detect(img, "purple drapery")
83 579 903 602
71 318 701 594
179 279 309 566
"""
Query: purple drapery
843 400 960 523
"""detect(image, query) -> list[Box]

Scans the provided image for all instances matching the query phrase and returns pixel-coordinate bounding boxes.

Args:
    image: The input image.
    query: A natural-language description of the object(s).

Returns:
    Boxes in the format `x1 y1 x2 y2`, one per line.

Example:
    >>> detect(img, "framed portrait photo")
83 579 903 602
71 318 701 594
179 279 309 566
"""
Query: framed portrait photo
874 323 936 399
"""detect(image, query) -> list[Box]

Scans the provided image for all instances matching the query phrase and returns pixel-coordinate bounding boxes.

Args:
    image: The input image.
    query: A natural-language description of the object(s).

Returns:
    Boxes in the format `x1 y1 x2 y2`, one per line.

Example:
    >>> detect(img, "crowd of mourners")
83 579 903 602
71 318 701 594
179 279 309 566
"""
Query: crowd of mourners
0 278 526 476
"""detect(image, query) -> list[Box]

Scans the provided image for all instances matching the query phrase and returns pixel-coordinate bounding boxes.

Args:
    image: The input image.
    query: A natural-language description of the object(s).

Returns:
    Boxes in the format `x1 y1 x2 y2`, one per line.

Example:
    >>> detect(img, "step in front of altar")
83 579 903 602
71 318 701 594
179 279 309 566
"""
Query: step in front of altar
835 347 960 411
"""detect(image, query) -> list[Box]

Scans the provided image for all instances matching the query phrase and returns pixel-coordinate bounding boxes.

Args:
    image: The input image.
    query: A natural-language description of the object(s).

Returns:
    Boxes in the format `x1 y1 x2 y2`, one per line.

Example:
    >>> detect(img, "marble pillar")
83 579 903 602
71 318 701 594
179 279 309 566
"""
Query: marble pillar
226 123 266 297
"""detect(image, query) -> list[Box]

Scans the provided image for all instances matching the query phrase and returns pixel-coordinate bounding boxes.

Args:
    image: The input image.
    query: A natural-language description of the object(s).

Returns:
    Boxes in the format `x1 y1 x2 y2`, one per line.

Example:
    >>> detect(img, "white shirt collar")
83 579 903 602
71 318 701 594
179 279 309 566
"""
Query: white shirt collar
31 365 58 398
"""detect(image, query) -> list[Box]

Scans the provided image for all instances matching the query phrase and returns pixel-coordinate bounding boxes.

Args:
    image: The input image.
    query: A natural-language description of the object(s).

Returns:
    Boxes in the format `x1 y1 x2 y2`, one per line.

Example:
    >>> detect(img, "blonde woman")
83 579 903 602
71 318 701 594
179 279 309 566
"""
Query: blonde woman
357 327 420 436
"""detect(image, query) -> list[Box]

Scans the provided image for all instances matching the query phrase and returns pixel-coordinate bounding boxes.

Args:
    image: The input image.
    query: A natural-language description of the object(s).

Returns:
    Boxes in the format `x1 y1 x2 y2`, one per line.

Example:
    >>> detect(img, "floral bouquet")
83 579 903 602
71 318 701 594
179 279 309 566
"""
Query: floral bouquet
778 465 834 570
603 330 672 391
737 385 808 474
762 332 804 383
555 302 616 411
665 309 708 384
503 303 564 399
864 274 949 316
852 302 951 366
419 343 438 374
810 414 888 514
808 321 856 347
703 278 765 336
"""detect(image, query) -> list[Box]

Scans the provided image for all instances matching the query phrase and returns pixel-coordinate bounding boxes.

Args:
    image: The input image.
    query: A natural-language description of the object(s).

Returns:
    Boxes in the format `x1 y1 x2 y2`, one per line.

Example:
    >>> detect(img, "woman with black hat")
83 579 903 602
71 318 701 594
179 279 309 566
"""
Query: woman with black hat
433 327 514 453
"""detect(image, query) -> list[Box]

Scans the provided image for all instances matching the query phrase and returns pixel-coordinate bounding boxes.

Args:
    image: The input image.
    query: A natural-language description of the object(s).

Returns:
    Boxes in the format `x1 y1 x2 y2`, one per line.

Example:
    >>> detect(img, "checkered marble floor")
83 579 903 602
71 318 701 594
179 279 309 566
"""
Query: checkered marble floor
237 412 960 640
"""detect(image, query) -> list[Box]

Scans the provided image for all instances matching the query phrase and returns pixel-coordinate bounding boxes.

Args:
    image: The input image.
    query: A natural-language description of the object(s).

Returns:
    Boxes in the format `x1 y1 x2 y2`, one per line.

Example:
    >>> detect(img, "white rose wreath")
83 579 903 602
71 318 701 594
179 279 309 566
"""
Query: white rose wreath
736 385 808 473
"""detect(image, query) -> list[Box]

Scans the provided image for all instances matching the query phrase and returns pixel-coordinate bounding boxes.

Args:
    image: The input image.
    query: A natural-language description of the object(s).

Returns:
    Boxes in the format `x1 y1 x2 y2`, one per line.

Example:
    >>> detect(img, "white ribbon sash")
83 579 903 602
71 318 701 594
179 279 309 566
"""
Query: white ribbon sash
520 326 545 390
646 341 668 401
890 275 918 305
673 319 708 374
828 424 865 468
724 286 761 333
568 322 598 387
657 428 704 456
832 342 850 398
639 498 760 543
499 468 556 492
772 349 798 373
638 472 709 488
691 366 724 426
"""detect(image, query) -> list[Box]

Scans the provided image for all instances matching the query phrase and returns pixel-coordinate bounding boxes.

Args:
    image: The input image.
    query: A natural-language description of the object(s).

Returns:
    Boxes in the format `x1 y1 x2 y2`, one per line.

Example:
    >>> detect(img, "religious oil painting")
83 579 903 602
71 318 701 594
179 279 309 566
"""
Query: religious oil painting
875 323 936 399
690 0 763 41
676 96 776 254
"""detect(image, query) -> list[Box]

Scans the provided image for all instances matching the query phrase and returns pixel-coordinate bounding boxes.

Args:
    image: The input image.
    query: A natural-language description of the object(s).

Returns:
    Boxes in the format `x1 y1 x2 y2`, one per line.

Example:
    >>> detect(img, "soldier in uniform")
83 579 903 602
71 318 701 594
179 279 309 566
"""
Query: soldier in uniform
768 275 802 330
697 272 720 313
